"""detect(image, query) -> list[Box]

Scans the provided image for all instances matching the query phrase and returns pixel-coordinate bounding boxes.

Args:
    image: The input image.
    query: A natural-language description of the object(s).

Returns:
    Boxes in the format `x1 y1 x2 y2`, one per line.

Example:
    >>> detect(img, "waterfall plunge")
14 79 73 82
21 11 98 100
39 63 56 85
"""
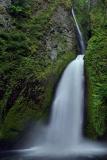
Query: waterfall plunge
46 55 84 147
1 55 106 159
0 8 107 160
21 54 106 158
21 8 107 158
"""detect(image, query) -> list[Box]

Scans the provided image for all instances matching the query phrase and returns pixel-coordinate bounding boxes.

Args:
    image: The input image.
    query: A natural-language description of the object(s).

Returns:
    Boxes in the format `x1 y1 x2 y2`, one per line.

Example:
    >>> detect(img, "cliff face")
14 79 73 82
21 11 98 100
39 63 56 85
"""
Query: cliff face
73 0 107 139
0 0 11 7
1 0 106 144
90 0 98 6
0 0 77 142
85 0 107 139
0 0 11 29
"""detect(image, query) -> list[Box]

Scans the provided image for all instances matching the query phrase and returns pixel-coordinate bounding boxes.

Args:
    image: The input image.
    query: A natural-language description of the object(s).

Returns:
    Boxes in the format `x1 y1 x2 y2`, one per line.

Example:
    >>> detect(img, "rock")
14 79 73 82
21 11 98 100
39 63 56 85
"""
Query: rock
30 0 50 16
0 0 77 142
46 6 76 61
90 0 98 6
0 0 11 8
0 0 11 30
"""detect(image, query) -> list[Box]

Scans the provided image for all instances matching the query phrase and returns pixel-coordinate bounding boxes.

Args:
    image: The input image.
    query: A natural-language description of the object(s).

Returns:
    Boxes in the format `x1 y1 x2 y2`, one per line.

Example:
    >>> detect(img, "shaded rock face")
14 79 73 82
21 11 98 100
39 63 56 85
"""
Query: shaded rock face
90 0 98 5
0 0 76 142
46 6 76 60
90 0 99 7
0 0 11 7
0 0 11 29
33 0 50 16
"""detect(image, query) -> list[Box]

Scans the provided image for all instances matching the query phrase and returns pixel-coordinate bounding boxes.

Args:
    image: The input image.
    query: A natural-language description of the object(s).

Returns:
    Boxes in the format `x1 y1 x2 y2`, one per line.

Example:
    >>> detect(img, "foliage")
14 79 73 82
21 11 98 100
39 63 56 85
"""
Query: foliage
0 0 75 140
84 0 107 139
9 0 31 17
85 30 107 138
74 0 107 139
73 0 91 42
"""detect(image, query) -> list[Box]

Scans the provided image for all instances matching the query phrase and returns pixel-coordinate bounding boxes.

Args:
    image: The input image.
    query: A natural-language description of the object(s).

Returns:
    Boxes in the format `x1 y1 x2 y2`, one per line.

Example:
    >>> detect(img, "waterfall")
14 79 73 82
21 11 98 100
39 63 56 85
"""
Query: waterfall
46 55 84 147
45 9 86 147
72 8 85 54
18 9 106 158
23 8 106 158
0 7 107 160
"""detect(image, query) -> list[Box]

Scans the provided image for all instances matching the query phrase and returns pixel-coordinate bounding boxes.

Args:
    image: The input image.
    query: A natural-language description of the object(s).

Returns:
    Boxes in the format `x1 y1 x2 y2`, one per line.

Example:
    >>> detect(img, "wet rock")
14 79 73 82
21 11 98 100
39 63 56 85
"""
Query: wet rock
46 6 76 60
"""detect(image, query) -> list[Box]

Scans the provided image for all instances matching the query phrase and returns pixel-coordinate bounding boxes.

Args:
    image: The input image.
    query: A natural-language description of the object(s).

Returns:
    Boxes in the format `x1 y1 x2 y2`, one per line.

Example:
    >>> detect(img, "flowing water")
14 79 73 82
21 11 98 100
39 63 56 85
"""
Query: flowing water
0 8 107 160
72 8 85 54
46 55 84 147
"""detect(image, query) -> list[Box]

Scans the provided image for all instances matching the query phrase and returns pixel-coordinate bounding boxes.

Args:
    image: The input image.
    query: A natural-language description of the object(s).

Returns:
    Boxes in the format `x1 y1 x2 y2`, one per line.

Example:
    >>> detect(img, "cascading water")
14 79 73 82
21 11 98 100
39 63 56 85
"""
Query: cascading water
72 8 85 54
44 8 85 148
46 55 84 147
0 8 107 160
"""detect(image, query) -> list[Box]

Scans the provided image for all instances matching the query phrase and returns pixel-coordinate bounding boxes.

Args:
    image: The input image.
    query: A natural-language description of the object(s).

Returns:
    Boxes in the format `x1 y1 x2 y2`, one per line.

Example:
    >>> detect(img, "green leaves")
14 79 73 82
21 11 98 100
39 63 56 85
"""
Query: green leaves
85 20 107 138
0 0 76 140
9 0 31 17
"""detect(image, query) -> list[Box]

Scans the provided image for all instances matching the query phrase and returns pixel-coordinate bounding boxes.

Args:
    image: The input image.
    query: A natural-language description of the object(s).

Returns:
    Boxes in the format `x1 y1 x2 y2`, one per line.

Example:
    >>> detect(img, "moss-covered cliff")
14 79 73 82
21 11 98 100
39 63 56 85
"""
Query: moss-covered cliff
73 0 91 43
74 0 107 139
85 0 107 139
0 0 77 141
73 0 107 139
0 0 107 144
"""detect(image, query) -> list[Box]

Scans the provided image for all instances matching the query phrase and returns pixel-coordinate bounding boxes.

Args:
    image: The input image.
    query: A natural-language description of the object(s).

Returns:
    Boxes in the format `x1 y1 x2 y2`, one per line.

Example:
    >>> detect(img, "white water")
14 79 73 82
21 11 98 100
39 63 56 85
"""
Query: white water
72 8 85 54
1 8 107 159
46 55 84 147
20 55 106 158
20 8 106 158
44 8 86 148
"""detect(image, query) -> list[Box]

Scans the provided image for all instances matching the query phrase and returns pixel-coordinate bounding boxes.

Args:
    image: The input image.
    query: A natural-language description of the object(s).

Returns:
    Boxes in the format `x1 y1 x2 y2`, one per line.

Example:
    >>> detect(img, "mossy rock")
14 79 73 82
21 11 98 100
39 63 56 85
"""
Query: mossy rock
0 0 77 141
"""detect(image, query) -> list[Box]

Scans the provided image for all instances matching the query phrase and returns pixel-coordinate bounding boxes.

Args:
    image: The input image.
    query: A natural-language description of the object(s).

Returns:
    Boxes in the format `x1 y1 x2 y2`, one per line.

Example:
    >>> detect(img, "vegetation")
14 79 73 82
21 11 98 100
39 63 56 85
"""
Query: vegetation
0 0 76 141
84 0 107 138
0 0 107 142
73 0 107 139
73 0 91 42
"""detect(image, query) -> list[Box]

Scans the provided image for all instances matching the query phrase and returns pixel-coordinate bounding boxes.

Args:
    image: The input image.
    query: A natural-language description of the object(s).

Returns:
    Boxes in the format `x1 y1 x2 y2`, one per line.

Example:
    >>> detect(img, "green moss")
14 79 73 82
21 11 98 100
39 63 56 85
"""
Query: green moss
74 0 107 139
85 29 107 138
85 5 107 138
0 0 76 140
73 0 90 42
0 52 75 140
0 100 36 139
